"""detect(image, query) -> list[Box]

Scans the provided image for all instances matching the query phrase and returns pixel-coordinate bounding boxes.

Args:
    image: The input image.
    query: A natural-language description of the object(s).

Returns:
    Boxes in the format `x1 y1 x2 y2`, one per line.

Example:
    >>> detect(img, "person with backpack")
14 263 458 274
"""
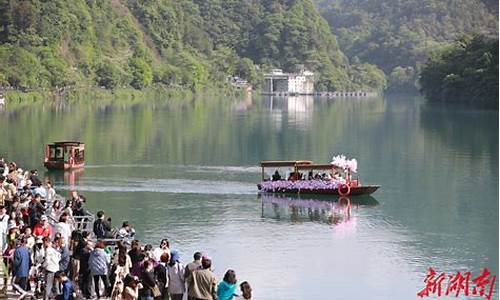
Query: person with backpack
93 211 112 239
166 250 185 300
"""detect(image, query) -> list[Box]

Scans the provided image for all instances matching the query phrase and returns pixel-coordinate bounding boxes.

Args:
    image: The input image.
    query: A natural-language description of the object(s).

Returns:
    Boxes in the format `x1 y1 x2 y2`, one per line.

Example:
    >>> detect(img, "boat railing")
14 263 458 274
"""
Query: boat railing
48 193 134 247
45 193 96 233
73 214 95 231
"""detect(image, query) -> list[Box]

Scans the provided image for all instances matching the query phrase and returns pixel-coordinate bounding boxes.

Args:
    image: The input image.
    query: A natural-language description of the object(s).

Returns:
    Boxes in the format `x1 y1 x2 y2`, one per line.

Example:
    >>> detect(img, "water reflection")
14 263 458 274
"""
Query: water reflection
0 93 497 299
262 95 314 129
260 193 379 225
231 91 253 114
44 169 85 192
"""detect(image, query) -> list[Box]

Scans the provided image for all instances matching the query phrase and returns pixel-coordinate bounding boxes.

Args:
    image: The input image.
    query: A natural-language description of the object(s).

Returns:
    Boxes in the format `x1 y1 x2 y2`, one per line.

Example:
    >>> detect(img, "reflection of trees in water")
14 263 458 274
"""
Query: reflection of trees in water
420 102 498 156
0 94 389 168
419 102 498 175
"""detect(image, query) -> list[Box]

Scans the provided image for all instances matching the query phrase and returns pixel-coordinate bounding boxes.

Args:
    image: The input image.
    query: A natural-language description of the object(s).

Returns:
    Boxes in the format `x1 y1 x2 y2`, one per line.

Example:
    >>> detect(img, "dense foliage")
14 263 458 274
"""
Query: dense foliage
316 0 498 91
419 34 498 107
0 0 386 92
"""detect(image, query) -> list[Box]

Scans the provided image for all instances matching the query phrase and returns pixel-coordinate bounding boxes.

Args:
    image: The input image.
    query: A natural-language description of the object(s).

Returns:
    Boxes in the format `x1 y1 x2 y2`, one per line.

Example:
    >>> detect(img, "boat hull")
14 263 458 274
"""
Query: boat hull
257 184 380 196
44 161 84 170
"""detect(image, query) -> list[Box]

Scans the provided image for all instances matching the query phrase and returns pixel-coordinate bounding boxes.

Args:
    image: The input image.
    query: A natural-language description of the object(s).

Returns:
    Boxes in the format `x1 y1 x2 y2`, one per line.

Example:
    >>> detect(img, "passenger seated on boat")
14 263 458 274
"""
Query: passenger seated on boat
308 171 314 180
333 172 346 183
272 170 281 181
117 221 135 239
287 172 300 181
314 173 321 180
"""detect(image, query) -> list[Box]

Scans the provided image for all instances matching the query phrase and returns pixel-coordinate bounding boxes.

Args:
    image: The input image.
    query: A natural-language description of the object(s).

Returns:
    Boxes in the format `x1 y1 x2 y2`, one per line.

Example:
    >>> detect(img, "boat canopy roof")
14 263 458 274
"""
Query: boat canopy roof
296 163 340 170
260 160 313 167
48 141 84 147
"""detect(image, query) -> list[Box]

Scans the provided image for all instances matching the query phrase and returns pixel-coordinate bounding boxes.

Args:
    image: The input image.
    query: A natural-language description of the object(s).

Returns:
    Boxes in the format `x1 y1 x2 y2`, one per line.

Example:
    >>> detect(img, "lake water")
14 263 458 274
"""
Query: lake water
0 93 497 299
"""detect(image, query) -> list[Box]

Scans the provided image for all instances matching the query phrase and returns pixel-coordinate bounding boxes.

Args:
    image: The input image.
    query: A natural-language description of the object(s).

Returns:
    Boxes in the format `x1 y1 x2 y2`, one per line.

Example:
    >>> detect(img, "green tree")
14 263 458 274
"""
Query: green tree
129 57 153 89
96 62 121 89
419 34 498 107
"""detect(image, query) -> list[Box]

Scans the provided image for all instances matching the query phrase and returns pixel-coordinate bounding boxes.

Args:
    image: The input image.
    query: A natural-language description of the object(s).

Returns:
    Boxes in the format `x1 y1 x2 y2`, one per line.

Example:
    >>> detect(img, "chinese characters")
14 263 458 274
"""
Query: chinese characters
417 267 496 299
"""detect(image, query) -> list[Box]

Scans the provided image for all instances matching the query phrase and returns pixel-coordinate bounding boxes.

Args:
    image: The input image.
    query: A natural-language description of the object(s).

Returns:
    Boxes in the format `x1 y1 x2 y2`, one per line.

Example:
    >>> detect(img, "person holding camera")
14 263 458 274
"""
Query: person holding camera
122 274 143 300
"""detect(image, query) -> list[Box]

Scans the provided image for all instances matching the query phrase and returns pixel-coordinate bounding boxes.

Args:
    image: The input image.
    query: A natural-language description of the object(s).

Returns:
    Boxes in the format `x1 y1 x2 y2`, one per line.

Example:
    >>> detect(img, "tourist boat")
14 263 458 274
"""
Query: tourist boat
44 141 85 170
257 156 380 196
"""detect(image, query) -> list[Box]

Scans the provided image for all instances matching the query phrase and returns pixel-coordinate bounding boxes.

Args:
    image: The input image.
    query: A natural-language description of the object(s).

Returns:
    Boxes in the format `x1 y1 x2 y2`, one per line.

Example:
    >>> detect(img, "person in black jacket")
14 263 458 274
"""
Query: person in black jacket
154 254 168 300
78 240 94 299
139 260 156 300
93 211 112 239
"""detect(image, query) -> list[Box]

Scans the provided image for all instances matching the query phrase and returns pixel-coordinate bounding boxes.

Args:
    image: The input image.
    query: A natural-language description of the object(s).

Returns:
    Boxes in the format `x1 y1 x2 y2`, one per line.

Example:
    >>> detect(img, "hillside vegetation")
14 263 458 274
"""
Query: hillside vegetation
0 0 386 92
317 0 498 91
419 34 498 107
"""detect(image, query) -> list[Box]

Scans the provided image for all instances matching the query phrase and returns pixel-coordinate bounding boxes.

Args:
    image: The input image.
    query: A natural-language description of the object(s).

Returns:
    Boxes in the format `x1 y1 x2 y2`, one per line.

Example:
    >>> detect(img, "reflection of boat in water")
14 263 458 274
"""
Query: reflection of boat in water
44 168 84 192
260 193 378 225
260 192 379 206
257 158 380 196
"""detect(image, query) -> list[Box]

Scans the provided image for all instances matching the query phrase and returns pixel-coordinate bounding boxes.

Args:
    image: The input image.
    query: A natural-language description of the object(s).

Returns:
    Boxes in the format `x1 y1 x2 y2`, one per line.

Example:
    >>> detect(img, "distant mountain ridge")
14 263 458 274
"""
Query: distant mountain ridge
316 0 498 90
0 0 386 92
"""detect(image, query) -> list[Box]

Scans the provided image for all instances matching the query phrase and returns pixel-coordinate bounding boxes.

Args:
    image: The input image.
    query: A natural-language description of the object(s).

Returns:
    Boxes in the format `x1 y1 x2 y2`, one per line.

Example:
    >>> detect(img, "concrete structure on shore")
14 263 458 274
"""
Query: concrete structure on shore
262 65 376 97
263 67 314 95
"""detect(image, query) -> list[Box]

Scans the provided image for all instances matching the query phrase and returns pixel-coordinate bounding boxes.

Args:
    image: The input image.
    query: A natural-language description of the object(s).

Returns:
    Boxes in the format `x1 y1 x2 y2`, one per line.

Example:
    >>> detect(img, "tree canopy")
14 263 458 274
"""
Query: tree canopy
419 34 498 107
0 0 386 91
317 0 498 91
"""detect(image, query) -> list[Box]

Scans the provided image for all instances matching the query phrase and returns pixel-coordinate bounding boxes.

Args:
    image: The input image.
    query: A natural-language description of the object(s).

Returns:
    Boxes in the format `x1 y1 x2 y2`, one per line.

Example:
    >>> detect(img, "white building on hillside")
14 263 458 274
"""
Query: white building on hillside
263 67 314 95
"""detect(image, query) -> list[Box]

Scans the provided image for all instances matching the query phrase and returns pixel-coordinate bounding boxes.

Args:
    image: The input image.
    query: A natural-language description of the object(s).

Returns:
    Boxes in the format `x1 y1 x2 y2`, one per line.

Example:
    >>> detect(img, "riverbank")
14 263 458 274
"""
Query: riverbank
3 84 244 106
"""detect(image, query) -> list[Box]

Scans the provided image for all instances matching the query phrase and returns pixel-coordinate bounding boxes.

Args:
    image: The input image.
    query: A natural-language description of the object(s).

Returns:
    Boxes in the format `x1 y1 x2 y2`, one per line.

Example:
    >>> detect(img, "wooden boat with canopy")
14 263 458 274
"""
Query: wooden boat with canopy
44 141 85 170
257 156 380 196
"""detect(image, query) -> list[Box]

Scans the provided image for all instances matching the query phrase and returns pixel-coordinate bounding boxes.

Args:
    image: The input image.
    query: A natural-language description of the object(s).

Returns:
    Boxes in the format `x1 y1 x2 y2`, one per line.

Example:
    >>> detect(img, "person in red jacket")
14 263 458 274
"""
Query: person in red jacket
33 215 52 238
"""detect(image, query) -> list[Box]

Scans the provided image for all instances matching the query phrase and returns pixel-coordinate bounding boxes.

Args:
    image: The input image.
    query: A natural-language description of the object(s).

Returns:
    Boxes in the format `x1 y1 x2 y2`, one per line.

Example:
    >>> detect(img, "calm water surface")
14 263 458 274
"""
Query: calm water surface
0 94 497 299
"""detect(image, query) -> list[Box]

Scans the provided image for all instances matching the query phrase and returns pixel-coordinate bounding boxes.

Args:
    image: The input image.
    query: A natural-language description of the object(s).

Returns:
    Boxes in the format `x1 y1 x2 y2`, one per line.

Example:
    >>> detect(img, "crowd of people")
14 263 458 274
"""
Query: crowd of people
0 158 253 300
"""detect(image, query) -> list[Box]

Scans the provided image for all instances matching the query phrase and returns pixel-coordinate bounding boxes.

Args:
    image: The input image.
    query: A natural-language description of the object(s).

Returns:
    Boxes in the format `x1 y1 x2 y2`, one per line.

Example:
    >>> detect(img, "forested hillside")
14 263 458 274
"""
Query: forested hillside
316 0 498 91
420 34 498 107
0 0 386 92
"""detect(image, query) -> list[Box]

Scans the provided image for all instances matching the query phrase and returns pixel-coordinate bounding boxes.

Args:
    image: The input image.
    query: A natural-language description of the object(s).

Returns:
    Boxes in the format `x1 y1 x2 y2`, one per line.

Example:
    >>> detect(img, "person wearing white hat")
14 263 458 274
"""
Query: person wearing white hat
33 216 52 238
6 221 19 245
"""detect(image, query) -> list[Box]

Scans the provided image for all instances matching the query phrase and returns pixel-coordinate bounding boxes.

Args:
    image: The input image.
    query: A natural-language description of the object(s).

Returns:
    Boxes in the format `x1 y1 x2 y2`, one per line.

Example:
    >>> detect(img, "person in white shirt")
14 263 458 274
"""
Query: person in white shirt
22 227 35 249
1 164 8 177
0 205 9 251
153 239 170 262
166 250 185 300
43 237 61 300
117 221 135 240
54 213 73 246
45 181 56 204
